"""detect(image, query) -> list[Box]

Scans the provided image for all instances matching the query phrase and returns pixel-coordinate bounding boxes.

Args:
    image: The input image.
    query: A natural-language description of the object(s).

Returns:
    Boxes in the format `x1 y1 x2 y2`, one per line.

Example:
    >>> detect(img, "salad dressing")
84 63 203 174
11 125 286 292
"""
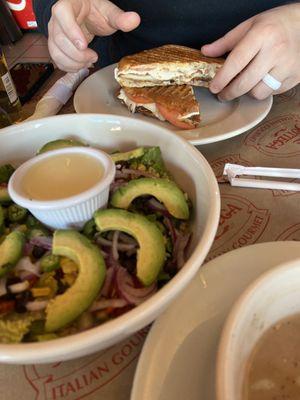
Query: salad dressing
21 153 104 200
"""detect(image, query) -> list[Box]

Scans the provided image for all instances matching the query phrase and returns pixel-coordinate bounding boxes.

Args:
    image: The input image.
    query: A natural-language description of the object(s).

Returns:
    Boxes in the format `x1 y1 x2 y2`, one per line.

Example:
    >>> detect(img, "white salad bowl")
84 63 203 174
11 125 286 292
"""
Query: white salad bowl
0 114 220 364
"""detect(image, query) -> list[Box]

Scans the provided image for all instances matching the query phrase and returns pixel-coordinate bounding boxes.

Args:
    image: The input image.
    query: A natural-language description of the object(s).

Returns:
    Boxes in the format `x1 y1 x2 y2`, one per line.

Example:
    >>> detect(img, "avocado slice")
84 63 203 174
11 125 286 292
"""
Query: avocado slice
111 178 189 220
45 230 106 332
111 147 145 163
94 209 166 286
0 185 11 204
37 139 86 154
0 231 25 278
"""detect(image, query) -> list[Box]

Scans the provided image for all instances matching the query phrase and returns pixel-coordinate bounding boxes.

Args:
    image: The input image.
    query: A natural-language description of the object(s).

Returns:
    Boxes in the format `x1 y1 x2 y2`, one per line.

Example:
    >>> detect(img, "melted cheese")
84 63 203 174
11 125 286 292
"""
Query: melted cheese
115 62 217 87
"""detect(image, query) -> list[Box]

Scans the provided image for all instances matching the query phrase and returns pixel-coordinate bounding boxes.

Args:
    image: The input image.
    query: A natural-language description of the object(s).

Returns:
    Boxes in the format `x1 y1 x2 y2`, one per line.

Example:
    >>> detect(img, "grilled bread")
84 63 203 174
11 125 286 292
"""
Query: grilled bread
115 44 224 88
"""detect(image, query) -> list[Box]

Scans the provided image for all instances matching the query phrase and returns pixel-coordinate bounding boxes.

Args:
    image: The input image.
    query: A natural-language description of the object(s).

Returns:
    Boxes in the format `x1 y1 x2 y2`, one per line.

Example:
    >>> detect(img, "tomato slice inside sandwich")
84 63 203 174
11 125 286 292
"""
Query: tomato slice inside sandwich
156 104 193 130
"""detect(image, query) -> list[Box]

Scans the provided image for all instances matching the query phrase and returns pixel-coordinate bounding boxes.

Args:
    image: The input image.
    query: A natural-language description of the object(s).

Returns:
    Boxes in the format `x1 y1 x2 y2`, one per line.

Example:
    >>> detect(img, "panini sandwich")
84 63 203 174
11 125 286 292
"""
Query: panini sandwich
117 85 200 130
115 44 224 88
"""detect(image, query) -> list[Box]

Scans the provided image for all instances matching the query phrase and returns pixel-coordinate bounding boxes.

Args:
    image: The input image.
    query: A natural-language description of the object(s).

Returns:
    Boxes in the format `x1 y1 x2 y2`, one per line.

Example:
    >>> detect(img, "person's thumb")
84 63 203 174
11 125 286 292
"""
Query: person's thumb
99 0 140 34
201 18 253 57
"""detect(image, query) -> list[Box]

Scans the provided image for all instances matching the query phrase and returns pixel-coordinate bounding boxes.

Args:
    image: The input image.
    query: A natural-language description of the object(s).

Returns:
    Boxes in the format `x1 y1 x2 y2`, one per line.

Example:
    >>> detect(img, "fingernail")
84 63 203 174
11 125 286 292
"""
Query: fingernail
75 40 84 50
210 84 219 94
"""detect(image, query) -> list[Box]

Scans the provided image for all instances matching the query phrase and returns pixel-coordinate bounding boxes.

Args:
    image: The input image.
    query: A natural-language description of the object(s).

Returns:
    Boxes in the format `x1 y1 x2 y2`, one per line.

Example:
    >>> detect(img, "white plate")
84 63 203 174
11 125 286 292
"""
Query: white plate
74 64 273 145
131 241 300 400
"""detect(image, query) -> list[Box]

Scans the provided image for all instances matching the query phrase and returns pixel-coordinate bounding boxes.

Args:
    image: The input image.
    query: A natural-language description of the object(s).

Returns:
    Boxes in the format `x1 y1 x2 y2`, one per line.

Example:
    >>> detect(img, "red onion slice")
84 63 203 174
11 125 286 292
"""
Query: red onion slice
24 243 34 256
148 197 166 211
147 198 172 217
112 231 120 260
100 266 116 298
26 300 48 312
119 232 138 245
96 236 136 251
90 298 128 312
0 278 7 297
29 236 53 250
15 257 41 276
163 217 177 244
116 267 157 305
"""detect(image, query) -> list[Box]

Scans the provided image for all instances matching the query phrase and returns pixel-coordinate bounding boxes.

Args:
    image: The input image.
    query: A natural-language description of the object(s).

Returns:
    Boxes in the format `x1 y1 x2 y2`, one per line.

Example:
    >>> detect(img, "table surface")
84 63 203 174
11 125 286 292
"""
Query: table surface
1 72 300 400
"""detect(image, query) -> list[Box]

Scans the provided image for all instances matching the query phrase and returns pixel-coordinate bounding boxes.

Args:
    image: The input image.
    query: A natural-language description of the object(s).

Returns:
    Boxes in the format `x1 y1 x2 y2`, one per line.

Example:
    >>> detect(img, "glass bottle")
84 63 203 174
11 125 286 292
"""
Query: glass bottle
0 46 22 128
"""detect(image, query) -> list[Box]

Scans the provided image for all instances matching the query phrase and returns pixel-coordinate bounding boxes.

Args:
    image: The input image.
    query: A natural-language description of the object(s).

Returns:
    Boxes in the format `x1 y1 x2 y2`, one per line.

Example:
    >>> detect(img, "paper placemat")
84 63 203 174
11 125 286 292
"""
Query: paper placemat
0 85 299 400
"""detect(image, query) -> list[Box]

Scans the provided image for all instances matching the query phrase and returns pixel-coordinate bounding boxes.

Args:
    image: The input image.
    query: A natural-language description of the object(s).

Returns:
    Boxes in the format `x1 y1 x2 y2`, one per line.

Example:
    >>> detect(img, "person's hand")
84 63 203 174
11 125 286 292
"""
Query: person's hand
201 4 300 101
48 0 140 72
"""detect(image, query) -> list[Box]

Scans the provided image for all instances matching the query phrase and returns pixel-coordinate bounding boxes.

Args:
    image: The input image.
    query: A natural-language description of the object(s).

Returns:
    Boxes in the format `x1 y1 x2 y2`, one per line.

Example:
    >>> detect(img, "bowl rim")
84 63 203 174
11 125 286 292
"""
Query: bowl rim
8 146 116 210
0 113 220 363
216 257 300 400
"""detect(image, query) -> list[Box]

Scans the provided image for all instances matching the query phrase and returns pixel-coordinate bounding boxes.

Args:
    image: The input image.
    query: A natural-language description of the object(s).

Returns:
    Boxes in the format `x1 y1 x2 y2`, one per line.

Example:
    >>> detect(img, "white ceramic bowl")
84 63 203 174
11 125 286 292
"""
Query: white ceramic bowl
8 147 116 230
216 257 300 400
0 114 220 364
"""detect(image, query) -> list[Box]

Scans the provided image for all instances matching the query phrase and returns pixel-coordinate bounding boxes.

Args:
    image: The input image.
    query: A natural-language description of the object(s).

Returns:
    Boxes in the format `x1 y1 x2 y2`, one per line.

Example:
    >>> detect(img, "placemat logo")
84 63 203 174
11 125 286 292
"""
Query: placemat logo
210 154 252 183
274 88 297 104
23 327 149 400
276 223 300 241
244 114 300 157
207 194 270 260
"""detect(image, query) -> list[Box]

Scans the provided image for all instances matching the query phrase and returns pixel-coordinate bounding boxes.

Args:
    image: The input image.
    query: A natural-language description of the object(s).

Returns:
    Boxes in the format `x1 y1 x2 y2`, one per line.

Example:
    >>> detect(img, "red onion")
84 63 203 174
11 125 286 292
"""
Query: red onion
119 232 137 245
163 217 177 244
26 300 48 312
115 170 130 179
29 236 52 250
15 257 41 276
147 198 172 217
110 179 127 193
19 273 39 285
148 197 166 211
90 298 128 312
100 249 109 258
116 267 157 305
112 231 120 260
96 236 136 251
24 242 34 256
100 266 117 298
8 280 30 293
0 278 7 297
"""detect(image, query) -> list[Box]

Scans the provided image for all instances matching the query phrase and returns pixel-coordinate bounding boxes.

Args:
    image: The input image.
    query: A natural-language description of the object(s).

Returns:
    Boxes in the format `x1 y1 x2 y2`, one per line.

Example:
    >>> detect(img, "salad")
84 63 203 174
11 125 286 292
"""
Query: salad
0 141 192 343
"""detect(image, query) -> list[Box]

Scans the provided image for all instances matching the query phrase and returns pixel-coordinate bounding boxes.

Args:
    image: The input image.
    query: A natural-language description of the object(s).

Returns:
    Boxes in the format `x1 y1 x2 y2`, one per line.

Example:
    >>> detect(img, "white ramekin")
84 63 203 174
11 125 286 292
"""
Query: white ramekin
216 257 300 400
8 147 116 229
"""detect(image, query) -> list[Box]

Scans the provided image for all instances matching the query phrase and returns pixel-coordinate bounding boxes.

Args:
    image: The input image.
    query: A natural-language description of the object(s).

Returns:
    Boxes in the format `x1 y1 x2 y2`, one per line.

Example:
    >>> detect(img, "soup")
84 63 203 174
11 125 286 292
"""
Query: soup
243 313 300 400
21 153 104 200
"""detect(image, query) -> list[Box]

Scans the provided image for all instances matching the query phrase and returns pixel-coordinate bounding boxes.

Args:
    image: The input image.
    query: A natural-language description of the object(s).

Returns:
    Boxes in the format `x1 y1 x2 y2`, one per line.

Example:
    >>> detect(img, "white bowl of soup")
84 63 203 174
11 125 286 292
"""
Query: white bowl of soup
0 114 220 364
8 147 116 229
216 257 300 400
